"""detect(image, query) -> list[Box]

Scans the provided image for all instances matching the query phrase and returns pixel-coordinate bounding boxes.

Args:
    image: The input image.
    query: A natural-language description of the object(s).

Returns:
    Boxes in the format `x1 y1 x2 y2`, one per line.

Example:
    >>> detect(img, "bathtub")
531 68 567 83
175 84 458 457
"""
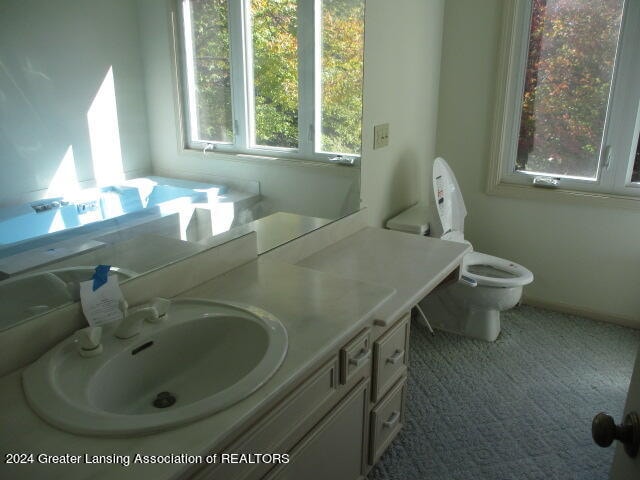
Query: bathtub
0 176 229 247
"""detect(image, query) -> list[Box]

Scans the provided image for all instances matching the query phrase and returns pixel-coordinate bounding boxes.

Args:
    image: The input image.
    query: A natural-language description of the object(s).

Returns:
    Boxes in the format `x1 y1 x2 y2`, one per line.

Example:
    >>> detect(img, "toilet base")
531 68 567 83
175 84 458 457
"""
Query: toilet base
419 281 521 342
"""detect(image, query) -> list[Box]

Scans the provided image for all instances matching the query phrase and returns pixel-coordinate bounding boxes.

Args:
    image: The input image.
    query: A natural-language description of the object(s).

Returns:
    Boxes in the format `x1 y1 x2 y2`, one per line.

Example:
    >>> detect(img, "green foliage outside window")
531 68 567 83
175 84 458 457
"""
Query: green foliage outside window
188 0 364 155
251 0 299 148
190 0 233 143
320 0 364 154
517 0 623 178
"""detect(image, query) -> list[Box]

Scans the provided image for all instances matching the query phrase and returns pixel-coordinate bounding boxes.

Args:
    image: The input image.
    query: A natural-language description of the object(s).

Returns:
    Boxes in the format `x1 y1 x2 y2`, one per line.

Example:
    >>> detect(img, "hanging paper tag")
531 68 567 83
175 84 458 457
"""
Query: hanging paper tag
79 275 125 327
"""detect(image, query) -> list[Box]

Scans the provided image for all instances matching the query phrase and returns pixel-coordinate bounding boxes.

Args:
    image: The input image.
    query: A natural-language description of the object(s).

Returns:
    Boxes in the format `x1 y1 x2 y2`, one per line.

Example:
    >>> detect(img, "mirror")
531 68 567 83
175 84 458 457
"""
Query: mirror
0 0 363 330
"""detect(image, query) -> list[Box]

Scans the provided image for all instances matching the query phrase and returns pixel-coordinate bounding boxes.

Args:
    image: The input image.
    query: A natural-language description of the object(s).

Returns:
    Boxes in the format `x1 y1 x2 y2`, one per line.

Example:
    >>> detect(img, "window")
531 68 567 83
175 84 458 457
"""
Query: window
490 0 640 200
177 0 364 163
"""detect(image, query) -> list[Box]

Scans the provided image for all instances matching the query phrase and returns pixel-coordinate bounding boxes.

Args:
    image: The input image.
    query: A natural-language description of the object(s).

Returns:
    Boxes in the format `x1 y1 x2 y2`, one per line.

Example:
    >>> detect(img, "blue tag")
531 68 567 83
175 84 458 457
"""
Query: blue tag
92 265 111 291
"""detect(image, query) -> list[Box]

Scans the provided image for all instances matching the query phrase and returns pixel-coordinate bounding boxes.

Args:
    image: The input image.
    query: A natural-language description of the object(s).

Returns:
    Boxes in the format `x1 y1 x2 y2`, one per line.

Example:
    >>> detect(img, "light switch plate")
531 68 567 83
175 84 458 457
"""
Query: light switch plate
373 123 389 149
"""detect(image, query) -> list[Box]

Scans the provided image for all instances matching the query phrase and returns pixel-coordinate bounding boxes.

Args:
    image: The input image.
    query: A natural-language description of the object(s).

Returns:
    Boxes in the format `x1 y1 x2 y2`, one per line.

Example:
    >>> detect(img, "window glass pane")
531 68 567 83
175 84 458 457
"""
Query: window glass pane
251 0 299 149
185 0 233 143
516 0 623 179
632 137 640 183
320 0 364 155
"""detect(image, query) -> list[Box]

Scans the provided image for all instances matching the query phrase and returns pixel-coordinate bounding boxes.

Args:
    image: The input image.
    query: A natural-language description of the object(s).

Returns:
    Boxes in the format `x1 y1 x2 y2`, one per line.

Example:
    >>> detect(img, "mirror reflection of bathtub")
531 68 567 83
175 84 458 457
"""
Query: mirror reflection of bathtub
0 172 345 331
0 175 260 278
0 175 266 330
0 0 363 331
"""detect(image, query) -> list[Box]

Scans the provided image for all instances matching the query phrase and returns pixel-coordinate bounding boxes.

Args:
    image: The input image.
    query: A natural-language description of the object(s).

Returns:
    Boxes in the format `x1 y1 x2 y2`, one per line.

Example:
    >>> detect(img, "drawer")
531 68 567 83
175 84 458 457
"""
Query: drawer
192 357 339 480
340 328 371 385
372 314 409 402
369 376 406 465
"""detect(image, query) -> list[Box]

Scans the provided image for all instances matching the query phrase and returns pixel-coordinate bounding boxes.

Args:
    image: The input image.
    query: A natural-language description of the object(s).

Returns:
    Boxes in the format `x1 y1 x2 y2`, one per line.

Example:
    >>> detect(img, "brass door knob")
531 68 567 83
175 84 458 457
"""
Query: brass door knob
592 411 640 458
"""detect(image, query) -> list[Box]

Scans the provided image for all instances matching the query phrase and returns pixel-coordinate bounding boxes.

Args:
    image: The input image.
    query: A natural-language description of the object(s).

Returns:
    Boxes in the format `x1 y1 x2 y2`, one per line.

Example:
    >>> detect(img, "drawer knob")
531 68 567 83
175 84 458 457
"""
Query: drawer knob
383 411 400 429
386 349 404 365
348 349 371 368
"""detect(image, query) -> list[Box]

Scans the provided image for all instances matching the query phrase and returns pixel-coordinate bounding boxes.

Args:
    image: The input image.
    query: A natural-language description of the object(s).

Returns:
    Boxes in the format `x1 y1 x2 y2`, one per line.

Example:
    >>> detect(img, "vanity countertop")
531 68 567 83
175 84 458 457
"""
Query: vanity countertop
0 226 469 480
297 227 471 325
0 258 394 480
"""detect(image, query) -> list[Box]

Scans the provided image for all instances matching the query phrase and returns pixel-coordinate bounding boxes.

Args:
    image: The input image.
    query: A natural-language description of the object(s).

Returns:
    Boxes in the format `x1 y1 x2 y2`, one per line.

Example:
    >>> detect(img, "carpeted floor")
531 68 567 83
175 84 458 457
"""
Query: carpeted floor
367 305 640 480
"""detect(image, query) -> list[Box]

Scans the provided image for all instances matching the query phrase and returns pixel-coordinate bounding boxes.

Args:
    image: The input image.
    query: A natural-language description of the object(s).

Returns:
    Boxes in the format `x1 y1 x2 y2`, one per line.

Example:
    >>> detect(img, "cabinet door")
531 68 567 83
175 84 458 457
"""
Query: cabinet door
191 357 339 480
266 379 369 480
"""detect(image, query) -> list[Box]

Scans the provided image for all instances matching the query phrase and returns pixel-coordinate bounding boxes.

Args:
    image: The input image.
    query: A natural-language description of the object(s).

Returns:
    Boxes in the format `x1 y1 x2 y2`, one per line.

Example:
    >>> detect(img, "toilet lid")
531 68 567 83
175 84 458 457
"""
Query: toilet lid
432 157 467 238
462 251 534 287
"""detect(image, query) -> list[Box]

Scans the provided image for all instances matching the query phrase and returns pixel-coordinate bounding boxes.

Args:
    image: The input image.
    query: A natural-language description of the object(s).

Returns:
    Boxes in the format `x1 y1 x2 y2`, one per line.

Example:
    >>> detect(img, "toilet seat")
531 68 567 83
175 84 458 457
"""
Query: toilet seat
461 251 533 288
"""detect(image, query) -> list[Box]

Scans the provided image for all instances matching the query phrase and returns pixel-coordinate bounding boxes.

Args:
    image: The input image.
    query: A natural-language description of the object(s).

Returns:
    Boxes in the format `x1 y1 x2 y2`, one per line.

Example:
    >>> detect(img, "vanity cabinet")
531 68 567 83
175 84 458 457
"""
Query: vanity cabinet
190 313 410 480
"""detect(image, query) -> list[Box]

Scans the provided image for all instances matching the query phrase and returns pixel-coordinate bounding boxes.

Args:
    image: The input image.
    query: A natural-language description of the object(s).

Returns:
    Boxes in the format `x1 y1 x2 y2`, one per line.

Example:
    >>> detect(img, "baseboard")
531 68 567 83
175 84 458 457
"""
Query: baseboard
522 295 640 330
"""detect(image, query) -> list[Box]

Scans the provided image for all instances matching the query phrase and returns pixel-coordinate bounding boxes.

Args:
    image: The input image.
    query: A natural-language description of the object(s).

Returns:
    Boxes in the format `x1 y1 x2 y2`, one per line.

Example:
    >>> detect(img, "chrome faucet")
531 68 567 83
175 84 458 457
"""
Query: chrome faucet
114 297 170 339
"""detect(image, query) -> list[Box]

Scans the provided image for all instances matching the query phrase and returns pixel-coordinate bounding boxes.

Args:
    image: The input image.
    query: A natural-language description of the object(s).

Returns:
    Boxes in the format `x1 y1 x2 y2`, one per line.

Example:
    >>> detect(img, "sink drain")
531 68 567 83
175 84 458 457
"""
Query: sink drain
153 391 176 408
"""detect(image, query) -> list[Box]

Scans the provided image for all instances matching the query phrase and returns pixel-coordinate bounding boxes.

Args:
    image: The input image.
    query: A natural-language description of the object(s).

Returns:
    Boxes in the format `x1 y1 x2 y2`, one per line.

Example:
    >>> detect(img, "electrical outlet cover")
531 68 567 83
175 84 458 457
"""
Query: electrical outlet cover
374 123 389 149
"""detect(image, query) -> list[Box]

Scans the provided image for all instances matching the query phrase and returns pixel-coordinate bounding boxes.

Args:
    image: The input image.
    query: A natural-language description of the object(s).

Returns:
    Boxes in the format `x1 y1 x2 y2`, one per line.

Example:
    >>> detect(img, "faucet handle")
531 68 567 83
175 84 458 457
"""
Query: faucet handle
113 298 171 339
147 297 170 323
74 326 103 357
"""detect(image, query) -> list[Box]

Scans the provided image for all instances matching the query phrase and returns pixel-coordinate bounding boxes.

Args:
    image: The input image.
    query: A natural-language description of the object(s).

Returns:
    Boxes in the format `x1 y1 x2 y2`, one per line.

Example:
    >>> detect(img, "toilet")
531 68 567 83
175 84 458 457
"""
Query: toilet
389 157 534 341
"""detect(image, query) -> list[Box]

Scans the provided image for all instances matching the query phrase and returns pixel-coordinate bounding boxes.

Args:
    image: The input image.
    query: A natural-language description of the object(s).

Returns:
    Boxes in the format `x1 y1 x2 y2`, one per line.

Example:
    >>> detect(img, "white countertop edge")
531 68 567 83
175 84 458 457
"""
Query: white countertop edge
373 244 471 326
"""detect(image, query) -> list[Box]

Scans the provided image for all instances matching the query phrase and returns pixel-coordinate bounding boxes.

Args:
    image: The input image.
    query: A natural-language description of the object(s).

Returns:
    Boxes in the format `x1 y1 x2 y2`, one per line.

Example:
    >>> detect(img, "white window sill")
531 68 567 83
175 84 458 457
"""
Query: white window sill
180 147 361 170
486 180 640 210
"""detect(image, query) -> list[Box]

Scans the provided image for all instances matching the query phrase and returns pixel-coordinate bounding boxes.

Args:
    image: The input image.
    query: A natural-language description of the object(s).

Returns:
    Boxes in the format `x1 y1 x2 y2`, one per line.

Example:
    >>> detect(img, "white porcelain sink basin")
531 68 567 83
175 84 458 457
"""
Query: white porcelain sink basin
22 299 288 436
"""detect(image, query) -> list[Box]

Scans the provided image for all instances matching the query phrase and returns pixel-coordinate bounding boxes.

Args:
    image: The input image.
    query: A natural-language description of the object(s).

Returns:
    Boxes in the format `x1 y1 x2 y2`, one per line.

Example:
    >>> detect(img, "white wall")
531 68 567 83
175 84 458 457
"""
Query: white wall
436 0 640 326
360 0 445 227
136 0 360 221
0 0 152 207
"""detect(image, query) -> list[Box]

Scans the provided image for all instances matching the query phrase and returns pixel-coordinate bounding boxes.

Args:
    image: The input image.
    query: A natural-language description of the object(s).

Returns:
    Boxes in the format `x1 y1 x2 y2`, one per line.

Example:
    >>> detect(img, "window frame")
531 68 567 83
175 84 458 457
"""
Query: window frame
488 0 640 205
174 0 363 166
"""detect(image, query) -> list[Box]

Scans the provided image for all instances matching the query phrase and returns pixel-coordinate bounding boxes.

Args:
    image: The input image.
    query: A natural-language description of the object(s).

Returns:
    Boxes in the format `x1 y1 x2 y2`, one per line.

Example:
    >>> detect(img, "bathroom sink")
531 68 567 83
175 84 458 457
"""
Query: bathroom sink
22 298 288 436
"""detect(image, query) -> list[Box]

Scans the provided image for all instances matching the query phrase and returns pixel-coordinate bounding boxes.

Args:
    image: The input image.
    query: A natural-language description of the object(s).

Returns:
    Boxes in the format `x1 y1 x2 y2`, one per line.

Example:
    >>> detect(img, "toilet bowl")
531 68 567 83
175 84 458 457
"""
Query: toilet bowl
418 157 533 341
462 251 533 290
